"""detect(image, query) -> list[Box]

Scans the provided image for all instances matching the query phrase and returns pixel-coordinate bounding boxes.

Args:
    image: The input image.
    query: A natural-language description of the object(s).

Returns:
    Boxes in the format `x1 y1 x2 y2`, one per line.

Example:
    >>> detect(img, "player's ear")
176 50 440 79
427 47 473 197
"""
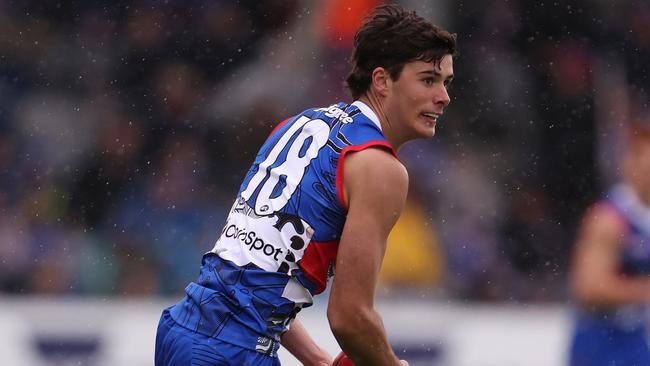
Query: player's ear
370 67 390 97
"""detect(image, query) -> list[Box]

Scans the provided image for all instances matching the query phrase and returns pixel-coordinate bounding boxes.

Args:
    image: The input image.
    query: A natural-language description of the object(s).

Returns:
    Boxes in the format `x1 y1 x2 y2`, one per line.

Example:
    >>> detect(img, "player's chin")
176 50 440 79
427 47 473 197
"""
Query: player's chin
416 124 437 138
416 119 437 138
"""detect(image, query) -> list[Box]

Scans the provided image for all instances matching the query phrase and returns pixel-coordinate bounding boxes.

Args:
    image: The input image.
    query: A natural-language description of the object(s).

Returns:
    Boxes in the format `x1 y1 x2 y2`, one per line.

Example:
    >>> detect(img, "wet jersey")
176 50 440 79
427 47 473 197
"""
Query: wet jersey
570 184 650 366
168 101 395 353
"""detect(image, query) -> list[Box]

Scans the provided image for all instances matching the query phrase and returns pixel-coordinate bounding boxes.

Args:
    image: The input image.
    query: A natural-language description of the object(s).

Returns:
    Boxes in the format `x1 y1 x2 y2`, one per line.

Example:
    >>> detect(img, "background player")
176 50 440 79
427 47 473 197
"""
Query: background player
569 95 650 366
155 5 456 365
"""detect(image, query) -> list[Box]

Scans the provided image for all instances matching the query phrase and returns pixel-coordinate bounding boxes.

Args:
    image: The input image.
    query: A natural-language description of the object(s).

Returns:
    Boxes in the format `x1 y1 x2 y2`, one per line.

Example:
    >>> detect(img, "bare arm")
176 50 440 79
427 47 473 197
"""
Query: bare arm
327 147 408 366
571 203 650 307
281 319 332 366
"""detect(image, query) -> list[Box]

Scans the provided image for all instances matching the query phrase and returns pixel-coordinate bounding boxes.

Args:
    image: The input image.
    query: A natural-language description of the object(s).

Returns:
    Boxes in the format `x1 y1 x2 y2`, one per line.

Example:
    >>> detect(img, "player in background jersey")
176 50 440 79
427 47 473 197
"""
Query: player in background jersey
155 5 456 366
569 99 650 366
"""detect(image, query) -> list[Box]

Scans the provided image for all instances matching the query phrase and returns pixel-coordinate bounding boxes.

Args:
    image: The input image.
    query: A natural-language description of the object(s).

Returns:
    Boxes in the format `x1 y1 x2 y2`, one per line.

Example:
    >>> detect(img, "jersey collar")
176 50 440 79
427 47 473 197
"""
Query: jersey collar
351 100 382 131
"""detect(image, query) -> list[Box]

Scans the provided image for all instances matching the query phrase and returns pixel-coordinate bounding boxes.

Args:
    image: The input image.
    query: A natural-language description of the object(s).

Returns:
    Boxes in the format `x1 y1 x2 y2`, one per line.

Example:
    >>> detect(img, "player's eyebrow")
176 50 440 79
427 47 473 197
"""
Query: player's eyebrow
418 69 454 82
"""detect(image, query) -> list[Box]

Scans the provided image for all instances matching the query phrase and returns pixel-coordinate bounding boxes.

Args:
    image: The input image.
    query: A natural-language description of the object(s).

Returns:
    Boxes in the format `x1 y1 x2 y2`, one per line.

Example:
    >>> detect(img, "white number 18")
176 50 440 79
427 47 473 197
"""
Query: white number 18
241 116 330 215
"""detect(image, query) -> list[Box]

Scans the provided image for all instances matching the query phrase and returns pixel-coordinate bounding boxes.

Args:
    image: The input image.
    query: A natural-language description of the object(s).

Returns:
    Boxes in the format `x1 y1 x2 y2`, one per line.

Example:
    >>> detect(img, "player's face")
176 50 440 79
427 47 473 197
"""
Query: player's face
386 55 454 140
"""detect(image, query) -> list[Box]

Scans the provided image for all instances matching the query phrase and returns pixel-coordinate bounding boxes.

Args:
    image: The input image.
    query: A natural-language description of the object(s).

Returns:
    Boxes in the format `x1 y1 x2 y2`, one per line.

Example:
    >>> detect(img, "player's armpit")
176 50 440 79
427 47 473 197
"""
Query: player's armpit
328 147 407 366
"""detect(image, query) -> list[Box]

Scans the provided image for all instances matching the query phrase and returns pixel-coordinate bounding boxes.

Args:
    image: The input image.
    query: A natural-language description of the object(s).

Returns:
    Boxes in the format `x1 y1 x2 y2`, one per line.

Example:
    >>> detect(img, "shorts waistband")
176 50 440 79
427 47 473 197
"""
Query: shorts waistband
168 288 282 356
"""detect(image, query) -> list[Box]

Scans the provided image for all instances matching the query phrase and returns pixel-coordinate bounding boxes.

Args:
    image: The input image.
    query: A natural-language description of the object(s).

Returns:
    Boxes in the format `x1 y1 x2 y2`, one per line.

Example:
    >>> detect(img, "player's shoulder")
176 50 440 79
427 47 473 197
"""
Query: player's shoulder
343 147 408 213
345 147 408 187
581 201 628 236
584 184 640 231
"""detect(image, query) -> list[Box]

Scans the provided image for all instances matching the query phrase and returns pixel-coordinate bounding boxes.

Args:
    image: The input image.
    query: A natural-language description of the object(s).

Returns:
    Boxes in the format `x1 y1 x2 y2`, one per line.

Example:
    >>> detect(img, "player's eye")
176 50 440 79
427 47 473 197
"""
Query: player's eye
423 77 434 86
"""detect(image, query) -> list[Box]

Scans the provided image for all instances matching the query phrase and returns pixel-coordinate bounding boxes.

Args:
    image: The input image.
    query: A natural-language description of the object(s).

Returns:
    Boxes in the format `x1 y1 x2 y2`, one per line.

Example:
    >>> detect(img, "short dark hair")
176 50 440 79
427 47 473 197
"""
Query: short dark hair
345 4 457 100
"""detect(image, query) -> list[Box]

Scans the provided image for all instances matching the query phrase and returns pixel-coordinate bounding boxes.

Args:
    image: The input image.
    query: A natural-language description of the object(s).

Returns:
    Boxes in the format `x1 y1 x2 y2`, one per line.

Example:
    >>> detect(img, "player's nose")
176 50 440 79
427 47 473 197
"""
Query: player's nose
435 85 451 107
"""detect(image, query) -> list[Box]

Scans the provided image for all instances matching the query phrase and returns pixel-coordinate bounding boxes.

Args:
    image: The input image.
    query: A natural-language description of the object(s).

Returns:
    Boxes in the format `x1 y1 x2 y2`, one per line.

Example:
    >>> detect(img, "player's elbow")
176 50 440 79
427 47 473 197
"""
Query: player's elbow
327 302 372 341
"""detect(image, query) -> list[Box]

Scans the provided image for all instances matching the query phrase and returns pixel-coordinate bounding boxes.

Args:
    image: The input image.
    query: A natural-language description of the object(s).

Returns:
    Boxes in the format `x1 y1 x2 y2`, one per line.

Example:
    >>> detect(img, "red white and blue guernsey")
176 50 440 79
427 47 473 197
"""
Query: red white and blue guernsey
570 184 650 366
168 101 395 355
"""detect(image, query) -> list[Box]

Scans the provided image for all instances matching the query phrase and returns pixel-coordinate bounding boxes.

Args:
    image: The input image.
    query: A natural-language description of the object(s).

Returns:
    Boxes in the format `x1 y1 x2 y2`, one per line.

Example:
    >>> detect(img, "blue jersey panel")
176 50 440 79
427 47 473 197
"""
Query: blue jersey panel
570 184 650 366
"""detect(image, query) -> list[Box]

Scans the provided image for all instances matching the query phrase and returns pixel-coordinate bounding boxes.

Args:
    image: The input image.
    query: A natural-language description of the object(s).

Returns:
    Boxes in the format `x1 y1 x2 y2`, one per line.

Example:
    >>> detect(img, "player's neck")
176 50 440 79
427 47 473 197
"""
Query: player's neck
358 94 404 150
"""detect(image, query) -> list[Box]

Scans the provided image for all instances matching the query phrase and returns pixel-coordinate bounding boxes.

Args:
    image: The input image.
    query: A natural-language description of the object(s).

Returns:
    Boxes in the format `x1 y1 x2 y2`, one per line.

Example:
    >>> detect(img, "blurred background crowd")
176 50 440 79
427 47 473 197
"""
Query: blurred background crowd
0 0 648 302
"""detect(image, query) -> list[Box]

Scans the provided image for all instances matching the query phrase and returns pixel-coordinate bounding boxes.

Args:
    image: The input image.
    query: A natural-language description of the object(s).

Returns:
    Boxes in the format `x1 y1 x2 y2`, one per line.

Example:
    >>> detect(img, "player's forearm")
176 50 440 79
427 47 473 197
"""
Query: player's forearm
281 319 332 366
329 306 401 366
572 275 650 307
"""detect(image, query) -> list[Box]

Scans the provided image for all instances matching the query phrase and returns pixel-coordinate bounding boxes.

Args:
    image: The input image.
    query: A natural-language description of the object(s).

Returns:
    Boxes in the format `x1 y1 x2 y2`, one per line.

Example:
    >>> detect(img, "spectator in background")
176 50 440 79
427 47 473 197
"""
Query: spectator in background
569 90 650 366
68 112 146 229
314 0 383 104
105 132 227 295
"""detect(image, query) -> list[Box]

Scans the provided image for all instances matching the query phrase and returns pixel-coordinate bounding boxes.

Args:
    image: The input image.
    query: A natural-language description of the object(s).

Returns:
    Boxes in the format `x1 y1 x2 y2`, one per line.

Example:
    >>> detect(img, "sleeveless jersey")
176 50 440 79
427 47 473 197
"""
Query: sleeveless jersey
570 184 650 365
168 101 395 353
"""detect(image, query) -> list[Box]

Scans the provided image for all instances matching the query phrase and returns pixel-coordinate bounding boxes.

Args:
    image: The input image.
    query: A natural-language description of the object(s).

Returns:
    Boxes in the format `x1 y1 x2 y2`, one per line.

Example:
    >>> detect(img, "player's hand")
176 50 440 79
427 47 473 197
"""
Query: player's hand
331 351 408 366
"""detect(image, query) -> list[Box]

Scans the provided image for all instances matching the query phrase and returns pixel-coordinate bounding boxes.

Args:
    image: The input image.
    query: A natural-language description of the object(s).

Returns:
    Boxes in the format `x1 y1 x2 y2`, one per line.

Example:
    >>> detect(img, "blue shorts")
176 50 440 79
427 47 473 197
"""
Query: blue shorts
155 308 281 366
569 324 650 366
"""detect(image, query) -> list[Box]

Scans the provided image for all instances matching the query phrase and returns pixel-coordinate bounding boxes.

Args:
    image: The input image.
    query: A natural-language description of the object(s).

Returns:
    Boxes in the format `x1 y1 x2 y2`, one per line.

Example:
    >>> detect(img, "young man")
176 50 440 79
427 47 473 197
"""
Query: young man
569 102 650 366
155 5 456 366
